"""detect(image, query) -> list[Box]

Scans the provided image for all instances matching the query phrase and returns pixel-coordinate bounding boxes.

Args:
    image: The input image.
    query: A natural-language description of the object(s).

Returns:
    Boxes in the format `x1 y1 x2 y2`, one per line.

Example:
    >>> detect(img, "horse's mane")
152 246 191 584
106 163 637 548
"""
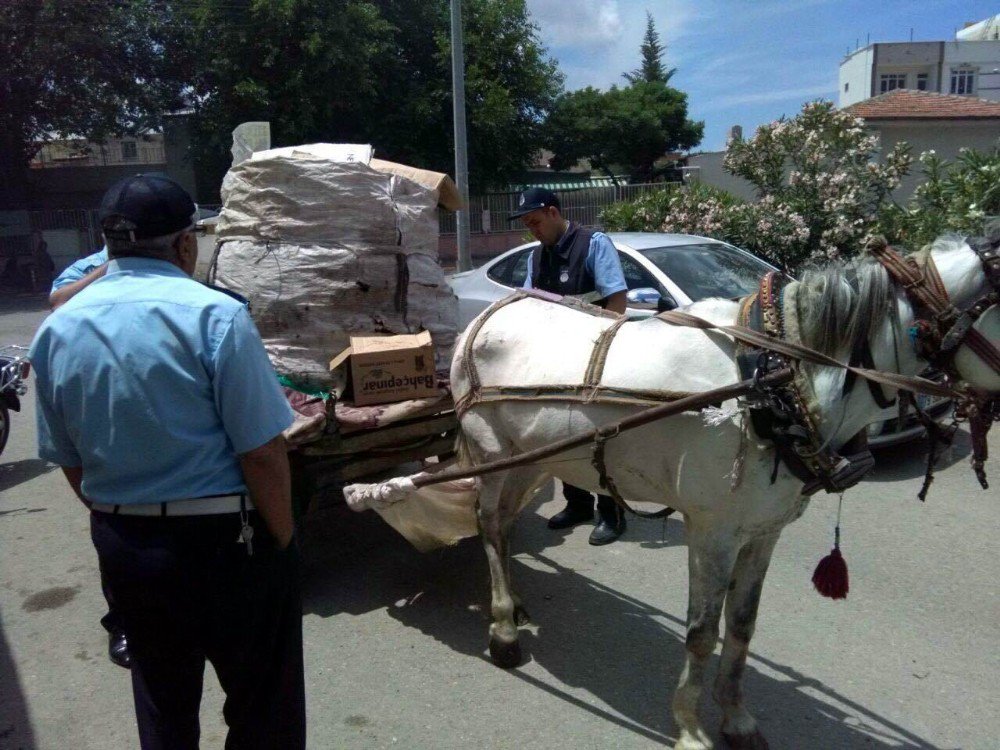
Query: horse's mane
788 255 895 358
787 234 974 358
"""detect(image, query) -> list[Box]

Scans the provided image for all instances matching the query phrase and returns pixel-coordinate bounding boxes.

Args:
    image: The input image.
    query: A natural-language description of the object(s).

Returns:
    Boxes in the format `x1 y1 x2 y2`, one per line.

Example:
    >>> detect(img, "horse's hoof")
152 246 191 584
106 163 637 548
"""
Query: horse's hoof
488 638 522 669
513 604 530 626
722 729 769 750
674 732 713 750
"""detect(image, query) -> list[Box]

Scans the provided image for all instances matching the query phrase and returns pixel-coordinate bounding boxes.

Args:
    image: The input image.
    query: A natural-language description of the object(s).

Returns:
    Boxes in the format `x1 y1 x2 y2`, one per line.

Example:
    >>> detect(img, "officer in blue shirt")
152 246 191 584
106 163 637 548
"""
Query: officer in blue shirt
49 246 109 309
511 187 629 545
47 244 133 669
31 174 305 749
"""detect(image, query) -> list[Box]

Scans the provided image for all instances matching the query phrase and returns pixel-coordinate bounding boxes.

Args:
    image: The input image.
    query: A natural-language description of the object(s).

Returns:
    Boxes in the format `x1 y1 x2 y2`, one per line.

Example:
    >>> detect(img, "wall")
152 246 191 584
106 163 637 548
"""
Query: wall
942 39 1000 99
24 115 198 210
870 119 1000 199
839 46 875 107
871 41 942 95
682 152 758 201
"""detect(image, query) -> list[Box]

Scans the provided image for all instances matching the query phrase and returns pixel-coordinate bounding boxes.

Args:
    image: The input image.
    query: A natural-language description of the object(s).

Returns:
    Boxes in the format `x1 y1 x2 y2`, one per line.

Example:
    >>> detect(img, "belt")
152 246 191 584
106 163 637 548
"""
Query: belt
89 494 252 517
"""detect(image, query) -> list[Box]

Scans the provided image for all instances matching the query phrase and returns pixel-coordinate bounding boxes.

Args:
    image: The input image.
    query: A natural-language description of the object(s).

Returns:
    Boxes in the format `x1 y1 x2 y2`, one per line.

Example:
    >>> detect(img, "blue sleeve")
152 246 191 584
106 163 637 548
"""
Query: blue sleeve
30 336 82 466
523 250 534 289
212 308 294 454
51 248 109 292
586 233 628 298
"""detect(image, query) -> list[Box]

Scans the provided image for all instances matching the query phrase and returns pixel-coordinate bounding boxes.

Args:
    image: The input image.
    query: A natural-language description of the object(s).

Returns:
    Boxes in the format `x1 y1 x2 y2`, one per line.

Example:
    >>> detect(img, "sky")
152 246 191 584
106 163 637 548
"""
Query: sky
524 0 1000 152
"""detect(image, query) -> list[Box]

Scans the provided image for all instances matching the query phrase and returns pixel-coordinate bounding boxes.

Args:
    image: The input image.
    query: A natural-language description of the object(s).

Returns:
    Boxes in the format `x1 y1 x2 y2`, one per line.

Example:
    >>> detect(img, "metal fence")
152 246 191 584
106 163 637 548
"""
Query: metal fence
439 181 678 234
0 209 102 262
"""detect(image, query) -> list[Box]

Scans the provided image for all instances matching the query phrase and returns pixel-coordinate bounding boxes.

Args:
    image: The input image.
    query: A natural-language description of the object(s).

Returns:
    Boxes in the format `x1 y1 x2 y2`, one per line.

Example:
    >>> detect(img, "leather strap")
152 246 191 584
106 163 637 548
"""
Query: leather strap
654 309 958 399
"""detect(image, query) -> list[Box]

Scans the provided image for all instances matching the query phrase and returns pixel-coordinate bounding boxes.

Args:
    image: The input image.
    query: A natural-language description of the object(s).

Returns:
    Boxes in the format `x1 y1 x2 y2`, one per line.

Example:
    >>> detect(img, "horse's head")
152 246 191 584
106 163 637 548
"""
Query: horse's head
930 233 1000 395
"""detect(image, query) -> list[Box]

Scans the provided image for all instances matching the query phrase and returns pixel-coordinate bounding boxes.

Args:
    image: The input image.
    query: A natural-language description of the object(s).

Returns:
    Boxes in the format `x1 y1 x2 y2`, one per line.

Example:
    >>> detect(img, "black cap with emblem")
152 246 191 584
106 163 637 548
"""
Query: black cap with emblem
99 173 196 242
509 187 561 220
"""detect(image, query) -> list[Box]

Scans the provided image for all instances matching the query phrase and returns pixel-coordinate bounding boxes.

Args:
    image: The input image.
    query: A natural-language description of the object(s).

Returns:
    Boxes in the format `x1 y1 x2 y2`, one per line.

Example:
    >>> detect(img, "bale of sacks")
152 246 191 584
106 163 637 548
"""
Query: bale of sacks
210 146 459 393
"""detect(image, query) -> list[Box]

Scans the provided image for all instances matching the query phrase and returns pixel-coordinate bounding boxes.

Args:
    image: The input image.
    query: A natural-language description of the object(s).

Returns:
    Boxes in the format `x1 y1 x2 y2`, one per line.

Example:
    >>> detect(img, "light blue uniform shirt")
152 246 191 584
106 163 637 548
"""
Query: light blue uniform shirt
523 228 628 298
50 247 110 292
30 257 294 505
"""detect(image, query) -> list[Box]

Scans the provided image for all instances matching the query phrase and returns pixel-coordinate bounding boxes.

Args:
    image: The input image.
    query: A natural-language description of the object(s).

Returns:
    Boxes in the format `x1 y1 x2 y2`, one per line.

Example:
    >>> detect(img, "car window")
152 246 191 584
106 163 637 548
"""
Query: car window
639 243 772 301
486 255 514 285
486 247 534 288
509 248 532 288
618 253 660 291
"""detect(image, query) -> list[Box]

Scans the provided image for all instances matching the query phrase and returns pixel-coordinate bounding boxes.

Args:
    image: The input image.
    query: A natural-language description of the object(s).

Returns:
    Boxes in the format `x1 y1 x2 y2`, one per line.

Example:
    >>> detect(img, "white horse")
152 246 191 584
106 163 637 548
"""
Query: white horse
448 236 998 750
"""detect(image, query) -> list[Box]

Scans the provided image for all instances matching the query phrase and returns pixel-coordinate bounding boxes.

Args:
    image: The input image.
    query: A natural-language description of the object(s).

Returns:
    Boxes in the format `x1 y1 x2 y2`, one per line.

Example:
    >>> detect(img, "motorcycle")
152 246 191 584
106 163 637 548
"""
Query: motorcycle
0 346 30 457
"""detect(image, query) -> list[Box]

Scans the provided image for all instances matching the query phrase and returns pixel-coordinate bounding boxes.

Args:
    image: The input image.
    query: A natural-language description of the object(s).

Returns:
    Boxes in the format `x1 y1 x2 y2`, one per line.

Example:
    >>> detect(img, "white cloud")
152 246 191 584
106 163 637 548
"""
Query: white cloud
526 0 624 48
526 0 702 89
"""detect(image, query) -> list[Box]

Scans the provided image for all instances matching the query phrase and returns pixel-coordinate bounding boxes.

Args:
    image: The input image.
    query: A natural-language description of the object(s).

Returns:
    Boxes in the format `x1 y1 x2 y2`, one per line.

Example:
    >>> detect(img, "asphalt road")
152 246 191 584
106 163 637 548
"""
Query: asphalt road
1 296 997 750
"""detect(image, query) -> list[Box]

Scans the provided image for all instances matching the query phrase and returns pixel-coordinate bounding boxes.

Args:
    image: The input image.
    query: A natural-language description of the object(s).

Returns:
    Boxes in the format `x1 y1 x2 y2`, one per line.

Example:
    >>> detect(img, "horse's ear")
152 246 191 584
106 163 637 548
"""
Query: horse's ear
864 235 888 256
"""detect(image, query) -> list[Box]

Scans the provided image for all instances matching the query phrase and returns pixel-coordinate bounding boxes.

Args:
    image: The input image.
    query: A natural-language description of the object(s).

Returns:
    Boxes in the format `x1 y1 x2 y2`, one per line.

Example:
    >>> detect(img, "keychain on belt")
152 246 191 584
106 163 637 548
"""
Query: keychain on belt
236 494 254 556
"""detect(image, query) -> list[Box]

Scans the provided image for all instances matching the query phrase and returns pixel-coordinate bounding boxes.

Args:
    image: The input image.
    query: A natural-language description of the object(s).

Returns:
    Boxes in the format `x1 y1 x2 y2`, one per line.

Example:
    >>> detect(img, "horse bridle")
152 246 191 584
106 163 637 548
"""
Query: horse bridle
866 235 1000 491
865 235 1000 380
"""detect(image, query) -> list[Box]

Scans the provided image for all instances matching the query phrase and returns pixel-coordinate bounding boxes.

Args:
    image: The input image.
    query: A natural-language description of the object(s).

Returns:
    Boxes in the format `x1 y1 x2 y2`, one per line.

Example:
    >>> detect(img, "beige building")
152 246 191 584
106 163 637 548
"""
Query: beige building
839 16 1000 108
844 89 1000 199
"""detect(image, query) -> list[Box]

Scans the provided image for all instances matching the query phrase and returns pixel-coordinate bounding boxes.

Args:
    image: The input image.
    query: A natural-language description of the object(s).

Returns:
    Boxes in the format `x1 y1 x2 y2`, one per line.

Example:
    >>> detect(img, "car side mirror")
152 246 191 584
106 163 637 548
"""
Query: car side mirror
626 287 661 305
656 295 677 313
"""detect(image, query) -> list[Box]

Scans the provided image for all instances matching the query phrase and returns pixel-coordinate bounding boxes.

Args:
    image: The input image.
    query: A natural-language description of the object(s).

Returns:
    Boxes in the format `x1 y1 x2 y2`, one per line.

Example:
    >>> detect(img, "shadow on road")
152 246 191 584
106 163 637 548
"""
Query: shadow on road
0 293 49 315
0 459 58 494
0 604 37 749
300 484 943 749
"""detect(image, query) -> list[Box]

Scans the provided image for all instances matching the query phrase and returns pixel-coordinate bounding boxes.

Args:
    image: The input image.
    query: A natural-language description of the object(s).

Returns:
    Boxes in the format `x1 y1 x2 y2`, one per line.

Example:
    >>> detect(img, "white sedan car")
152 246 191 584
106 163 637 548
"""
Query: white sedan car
448 232 779 328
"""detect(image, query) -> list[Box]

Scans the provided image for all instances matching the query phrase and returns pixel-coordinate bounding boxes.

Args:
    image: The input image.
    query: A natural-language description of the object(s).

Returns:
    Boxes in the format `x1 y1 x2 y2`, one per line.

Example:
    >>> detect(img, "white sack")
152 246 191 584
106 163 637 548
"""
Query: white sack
213 241 457 389
212 148 457 390
345 475 479 552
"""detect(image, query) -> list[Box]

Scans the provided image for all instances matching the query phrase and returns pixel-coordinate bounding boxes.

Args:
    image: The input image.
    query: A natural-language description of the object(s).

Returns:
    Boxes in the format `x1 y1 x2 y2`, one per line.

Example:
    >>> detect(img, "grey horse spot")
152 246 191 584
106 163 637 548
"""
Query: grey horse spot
22 585 79 612
74 650 90 661
344 715 371 728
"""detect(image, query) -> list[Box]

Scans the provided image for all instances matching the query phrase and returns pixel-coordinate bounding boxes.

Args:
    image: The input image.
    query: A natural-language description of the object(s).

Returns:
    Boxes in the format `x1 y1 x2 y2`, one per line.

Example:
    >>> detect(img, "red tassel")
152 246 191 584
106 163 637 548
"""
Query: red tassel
812 544 849 599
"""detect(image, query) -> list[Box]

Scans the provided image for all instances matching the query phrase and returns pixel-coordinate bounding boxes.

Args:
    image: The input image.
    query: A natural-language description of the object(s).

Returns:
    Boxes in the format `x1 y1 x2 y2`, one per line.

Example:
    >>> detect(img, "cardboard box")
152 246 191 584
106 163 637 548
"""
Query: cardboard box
329 331 438 406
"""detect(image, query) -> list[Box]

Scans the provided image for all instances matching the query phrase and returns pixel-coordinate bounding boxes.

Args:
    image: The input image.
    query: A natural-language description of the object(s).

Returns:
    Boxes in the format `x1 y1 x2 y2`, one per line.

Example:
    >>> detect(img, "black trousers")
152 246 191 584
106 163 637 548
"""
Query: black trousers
562 483 617 514
99 574 121 635
91 510 305 750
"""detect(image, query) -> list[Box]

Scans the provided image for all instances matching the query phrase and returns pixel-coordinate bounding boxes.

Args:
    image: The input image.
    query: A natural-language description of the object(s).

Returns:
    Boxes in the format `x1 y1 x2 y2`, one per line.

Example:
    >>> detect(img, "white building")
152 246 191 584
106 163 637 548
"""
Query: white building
839 16 1000 108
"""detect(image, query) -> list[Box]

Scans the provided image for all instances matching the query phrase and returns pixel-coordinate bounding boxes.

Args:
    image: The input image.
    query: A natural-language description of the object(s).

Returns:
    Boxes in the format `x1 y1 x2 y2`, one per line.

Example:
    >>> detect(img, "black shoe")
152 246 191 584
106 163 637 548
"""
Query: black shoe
108 629 131 669
547 503 594 530
589 506 625 545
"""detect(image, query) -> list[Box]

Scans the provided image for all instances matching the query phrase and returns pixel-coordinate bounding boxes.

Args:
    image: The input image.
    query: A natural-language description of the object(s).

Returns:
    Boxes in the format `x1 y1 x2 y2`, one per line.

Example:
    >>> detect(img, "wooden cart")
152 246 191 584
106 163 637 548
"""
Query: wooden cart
288 395 459 517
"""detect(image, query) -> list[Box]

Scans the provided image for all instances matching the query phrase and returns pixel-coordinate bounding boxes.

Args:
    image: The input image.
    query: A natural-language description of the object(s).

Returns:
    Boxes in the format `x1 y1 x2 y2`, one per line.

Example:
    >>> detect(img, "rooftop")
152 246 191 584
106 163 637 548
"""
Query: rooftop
844 89 1000 120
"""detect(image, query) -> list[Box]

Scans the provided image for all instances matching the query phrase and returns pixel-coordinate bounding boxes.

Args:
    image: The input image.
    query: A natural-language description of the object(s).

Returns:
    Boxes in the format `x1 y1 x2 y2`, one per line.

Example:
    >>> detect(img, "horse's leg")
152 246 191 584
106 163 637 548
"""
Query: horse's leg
673 526 740 750
713 532 780 750
477 470 522 668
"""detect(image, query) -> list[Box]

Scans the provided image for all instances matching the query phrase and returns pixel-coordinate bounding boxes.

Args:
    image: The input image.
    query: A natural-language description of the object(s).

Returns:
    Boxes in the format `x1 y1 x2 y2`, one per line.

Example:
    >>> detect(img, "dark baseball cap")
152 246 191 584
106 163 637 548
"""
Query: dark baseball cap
99 173 196 242
509 187 561 220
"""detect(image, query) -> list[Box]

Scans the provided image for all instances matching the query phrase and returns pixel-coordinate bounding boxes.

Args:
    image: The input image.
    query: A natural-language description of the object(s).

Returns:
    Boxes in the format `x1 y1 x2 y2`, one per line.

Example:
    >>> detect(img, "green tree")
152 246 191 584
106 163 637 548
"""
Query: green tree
623 12 675 84
0 0 189 207
184 0 562 196
546 81 702 185
183 0 396 199
879 146 1000 249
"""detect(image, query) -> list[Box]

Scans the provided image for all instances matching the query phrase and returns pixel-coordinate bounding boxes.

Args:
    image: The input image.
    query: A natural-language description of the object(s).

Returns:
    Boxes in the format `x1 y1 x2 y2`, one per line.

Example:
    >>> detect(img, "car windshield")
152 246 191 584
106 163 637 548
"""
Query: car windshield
639 243 774 301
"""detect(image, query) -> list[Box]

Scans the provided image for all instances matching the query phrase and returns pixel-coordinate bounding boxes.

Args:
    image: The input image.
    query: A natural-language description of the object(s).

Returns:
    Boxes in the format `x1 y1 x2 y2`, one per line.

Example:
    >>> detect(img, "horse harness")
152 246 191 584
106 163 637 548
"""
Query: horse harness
865 235 1000 490
733 272 877 496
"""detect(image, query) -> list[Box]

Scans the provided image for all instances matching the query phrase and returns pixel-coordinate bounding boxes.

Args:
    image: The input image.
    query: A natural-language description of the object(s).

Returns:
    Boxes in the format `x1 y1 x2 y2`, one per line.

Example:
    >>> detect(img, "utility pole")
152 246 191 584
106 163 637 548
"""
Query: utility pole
450 0 472 271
